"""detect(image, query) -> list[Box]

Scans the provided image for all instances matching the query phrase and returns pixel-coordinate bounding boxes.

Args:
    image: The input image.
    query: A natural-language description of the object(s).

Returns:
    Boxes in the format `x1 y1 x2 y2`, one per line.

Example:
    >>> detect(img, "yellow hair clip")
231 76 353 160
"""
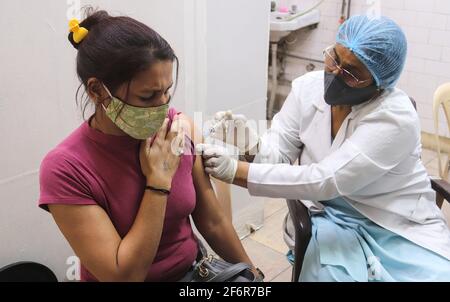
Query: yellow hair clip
69 18 88 44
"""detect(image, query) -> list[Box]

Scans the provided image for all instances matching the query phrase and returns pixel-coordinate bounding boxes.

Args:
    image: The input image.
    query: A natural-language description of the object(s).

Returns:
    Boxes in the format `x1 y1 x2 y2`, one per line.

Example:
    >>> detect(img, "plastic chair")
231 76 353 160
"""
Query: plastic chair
433 83 450 181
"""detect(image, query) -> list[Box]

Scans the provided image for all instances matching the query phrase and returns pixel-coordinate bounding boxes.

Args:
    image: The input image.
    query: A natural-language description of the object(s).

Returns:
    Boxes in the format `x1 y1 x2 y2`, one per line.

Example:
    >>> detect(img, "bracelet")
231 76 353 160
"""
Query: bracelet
256 267 265 280
145 186 171 196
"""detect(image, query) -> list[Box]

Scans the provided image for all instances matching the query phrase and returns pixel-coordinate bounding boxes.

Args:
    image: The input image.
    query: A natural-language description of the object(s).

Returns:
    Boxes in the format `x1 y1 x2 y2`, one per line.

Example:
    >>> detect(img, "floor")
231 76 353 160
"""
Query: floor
241 148 450 282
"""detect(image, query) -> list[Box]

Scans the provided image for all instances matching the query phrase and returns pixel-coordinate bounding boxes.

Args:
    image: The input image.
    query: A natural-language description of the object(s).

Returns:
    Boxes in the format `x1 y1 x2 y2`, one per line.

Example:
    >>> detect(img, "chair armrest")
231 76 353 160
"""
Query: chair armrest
430 178 450 208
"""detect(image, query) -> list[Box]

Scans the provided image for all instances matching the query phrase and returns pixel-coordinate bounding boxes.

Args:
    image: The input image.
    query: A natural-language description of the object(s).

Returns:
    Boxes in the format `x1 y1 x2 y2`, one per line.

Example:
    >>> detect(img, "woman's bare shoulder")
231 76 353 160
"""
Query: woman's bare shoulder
176 113 203 145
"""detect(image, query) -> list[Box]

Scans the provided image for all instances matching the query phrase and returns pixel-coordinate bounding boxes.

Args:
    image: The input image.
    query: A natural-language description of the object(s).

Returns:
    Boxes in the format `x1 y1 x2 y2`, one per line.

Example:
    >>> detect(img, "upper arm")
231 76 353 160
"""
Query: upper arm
322 108 418 195
177 114 229 232
348 107 418 168
247 107 419 200
39 152 120 280
39 152 123 281
49 204 123 281
38 152 97 211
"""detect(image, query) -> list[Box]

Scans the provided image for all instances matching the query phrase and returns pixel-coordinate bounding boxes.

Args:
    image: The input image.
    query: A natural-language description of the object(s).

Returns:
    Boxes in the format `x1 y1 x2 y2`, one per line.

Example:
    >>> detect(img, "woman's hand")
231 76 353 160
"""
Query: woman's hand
140 118 185 189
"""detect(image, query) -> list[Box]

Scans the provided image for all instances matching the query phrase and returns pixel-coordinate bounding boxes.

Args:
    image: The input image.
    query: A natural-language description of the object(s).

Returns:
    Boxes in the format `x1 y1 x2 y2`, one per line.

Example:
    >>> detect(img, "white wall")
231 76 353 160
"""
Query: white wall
203 0 270 236
0 0 270 281
274 0 450 136
0 0 86 282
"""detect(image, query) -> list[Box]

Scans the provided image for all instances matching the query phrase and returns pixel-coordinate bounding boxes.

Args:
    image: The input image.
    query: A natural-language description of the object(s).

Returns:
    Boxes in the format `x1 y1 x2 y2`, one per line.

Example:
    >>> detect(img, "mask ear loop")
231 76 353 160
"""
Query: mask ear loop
100 83 128 126
101 84 114 112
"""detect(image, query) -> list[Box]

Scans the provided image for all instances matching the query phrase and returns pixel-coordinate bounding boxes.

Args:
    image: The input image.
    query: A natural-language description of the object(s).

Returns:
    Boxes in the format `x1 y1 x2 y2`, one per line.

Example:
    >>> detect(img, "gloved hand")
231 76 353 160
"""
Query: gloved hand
207 111 260 155
195 143 238 184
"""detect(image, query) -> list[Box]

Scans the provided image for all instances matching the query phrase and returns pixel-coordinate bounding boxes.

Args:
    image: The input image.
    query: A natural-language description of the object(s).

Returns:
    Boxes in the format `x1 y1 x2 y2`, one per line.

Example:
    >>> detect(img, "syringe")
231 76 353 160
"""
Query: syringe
204 111 232 139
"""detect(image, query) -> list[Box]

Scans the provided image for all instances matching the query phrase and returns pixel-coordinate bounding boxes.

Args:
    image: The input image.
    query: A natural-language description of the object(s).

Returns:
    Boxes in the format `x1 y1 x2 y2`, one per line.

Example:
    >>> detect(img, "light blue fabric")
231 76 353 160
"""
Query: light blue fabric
299 197 450 282
287 250 295 265
336 15 407 89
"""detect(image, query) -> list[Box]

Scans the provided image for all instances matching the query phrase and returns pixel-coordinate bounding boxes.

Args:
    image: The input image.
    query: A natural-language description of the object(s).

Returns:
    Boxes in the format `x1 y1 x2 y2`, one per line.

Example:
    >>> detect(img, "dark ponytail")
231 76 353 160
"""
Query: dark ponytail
69 7 179 119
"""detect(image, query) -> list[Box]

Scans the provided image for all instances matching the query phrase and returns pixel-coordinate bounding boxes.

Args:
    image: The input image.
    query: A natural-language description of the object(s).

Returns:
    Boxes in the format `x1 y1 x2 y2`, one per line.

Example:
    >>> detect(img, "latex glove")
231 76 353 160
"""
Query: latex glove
207 111 260 155
195 143 238 184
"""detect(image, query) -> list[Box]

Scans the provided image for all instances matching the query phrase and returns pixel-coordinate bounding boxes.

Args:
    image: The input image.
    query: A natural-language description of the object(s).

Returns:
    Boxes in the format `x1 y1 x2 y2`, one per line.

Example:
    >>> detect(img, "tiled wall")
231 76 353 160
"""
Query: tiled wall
276 0 450 135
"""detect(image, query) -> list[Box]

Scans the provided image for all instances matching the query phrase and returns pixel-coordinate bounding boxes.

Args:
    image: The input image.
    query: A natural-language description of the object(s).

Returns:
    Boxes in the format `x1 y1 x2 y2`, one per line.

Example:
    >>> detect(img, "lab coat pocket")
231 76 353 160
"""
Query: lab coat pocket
410 194 438 224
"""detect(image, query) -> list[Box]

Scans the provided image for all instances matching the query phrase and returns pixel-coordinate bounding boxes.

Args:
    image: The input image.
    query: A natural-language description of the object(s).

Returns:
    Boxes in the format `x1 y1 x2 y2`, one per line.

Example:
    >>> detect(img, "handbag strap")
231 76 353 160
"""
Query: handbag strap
197 240 208 259
209 262 253 282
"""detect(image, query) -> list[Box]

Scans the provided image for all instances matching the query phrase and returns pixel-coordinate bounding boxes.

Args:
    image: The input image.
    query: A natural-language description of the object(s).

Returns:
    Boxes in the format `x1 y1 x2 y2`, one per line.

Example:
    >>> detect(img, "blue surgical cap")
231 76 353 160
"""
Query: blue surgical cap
336 15 407 89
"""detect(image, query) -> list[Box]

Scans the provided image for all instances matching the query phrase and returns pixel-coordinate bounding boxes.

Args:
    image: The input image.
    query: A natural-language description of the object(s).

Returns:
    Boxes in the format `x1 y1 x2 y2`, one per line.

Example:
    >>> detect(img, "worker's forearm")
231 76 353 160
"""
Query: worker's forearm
233 161 250 188
114 183 169 281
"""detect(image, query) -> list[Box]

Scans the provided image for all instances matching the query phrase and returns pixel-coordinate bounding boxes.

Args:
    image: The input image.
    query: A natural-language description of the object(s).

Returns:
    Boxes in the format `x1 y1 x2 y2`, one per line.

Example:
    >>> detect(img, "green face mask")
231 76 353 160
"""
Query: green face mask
102 84 169 140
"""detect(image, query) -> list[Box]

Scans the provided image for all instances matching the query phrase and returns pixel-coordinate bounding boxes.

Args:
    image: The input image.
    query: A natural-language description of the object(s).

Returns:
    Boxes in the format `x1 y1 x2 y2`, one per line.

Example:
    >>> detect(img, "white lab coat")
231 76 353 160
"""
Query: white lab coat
249 71 450 260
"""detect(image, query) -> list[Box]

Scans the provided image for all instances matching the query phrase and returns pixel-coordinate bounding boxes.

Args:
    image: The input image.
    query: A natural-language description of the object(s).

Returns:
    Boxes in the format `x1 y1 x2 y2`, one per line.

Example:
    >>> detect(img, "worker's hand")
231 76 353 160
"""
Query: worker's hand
207 111 260 155
195 143 238 184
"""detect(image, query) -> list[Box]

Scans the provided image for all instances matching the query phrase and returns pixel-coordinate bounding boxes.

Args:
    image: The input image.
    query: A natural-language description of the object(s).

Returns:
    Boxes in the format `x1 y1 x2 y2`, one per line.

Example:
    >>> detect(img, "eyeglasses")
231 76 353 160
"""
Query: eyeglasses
323 45 371 88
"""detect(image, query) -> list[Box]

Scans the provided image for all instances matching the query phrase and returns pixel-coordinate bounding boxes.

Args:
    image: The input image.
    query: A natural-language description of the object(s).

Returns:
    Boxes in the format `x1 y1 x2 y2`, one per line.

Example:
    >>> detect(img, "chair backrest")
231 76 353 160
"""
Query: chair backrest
0 262 57 282
409 97 417 111
433 83 450 180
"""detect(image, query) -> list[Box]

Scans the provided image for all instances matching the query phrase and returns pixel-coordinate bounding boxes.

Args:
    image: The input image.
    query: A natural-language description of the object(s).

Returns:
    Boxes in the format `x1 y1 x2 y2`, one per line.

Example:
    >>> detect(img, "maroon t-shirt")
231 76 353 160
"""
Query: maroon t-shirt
38 108 198 281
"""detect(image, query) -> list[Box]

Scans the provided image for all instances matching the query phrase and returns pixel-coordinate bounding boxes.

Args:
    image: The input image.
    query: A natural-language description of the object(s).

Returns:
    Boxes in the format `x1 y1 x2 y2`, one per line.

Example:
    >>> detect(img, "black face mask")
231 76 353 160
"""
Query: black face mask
324 71 379 106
